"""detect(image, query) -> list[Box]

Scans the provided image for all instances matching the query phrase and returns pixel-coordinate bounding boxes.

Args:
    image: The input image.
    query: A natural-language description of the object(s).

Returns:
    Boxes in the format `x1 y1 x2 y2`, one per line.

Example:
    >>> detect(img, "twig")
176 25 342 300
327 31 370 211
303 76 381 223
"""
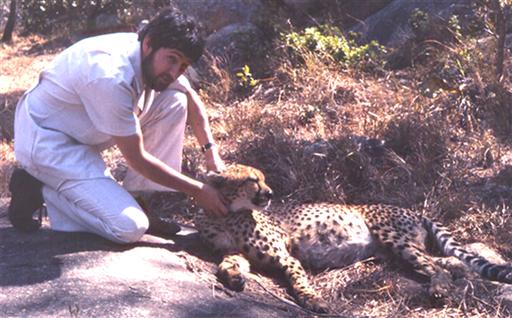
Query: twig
457 282 470 313
350 284 392 294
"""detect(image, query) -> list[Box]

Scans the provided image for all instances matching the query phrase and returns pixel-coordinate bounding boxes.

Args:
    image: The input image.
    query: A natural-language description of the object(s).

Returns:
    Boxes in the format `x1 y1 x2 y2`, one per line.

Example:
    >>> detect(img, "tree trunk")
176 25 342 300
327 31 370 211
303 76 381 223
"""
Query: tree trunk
1 0 17 43
492 0 507 81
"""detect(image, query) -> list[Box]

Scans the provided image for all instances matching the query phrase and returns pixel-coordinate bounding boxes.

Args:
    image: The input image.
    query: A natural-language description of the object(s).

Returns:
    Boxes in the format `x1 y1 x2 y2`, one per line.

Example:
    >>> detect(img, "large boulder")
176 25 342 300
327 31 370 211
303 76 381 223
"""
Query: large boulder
170 0 395 72
351 0 473 47
171 0 263 34
282 0 393 28
169 0 271 75
0 199 303 317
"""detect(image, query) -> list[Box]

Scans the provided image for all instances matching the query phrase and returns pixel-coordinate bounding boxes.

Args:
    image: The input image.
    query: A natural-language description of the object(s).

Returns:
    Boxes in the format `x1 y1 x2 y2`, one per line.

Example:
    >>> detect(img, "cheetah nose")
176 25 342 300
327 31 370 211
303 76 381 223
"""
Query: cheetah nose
264 190 273 199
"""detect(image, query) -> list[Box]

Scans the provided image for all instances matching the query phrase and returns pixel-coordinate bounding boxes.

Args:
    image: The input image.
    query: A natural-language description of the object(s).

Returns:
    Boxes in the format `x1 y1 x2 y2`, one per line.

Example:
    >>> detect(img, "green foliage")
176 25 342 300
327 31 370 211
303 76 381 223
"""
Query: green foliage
235 64 259 92
408 9 429 36
448 15 463 40
282 25 387 70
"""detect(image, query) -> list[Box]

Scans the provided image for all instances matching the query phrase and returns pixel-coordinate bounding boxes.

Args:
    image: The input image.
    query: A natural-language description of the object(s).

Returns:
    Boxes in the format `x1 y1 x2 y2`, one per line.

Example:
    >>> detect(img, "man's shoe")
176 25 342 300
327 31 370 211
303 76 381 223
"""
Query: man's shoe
134 195 181 237
146 216 181 237
8 168 44 232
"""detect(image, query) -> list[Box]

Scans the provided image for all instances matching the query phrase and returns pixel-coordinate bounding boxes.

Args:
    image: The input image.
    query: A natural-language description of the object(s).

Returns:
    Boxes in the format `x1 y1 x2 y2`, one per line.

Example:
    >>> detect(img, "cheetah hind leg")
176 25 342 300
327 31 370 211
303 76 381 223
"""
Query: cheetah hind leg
217 254 251 292
385 240 452 299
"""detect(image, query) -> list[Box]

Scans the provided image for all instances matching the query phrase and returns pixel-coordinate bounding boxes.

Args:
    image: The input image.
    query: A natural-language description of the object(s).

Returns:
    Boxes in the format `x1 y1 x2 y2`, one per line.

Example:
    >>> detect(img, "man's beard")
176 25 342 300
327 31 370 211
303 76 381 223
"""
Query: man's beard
141 50 174 92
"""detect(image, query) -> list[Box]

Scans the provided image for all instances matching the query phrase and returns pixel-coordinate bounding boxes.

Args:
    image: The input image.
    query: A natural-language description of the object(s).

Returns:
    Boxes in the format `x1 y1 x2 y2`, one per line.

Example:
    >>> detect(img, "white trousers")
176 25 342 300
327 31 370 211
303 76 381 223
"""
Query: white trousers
26 88 188 243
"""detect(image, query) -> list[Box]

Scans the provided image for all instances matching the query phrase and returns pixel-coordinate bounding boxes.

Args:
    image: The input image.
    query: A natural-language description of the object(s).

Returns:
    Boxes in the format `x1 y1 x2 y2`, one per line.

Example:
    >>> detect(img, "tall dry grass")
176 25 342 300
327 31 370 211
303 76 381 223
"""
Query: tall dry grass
182 41 512 317
0 141 15 198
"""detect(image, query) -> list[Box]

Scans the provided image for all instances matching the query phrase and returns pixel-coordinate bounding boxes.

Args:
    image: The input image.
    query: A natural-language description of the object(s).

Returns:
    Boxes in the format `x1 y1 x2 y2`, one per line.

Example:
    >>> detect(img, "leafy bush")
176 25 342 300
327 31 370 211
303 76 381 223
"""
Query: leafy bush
235 64 259 91
408 8 430 39
282 25 386 70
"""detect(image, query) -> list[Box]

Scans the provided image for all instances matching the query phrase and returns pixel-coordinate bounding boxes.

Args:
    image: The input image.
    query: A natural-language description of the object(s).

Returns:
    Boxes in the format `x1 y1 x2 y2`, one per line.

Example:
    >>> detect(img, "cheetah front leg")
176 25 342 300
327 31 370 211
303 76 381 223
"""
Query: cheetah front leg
217 254 251 292
278 254 330 313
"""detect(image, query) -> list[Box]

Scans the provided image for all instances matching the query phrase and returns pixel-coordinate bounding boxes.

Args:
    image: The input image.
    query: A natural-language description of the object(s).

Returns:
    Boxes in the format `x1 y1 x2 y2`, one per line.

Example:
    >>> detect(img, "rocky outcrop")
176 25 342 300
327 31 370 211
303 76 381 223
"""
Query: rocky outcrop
170 0 395 70
0 199 304 317
351 0 473 47
171 0 263 34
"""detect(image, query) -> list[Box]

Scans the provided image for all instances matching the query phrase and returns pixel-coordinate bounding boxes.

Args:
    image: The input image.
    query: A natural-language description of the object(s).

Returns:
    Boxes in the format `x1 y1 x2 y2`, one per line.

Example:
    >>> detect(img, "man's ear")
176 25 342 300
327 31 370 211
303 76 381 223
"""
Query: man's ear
142 35 152 56
205 170 226 188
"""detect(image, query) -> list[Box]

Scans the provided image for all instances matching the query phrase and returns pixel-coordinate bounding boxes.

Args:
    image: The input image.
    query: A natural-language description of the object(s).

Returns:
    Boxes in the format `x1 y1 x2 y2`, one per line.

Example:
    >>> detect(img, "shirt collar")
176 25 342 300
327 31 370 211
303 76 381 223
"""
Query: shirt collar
128 38 144 96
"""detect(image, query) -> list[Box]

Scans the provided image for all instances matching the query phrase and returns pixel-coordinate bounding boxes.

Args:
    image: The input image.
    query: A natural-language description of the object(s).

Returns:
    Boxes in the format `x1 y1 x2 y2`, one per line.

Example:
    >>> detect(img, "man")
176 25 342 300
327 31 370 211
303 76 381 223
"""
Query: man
8 7 228 243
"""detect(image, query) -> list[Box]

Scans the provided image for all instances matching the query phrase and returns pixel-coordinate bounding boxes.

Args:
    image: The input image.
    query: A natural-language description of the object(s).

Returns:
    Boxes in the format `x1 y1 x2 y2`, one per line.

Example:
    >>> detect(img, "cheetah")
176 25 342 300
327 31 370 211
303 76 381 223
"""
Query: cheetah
195 164 512 313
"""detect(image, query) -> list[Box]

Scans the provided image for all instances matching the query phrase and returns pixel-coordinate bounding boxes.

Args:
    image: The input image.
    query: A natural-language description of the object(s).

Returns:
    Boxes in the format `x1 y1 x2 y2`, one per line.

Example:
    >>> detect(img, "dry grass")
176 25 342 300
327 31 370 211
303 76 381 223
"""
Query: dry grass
0 141 15 198
2 32 512 317
189 45 512 316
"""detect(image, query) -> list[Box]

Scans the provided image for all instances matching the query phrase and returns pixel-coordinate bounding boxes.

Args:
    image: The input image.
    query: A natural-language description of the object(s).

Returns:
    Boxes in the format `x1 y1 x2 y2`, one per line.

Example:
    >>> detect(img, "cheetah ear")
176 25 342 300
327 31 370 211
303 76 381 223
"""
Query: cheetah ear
205 170 227 188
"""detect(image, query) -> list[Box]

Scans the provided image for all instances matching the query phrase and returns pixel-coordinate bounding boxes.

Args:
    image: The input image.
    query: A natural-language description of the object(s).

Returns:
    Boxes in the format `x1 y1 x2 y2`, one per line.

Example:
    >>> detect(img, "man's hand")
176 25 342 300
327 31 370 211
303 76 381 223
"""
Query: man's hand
193 183 229 217
205 147 226 172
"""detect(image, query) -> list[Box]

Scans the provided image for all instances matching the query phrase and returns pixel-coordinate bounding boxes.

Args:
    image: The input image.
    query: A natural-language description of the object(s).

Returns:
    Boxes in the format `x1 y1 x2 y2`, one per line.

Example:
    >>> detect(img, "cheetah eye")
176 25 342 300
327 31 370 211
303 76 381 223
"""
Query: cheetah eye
241 177 264 196
240 177 259 188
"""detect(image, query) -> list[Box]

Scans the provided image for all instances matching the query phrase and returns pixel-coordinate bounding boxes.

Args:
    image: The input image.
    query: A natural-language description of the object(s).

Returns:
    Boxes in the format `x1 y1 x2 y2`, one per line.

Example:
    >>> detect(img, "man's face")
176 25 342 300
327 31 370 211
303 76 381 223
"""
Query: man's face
142 47 190 91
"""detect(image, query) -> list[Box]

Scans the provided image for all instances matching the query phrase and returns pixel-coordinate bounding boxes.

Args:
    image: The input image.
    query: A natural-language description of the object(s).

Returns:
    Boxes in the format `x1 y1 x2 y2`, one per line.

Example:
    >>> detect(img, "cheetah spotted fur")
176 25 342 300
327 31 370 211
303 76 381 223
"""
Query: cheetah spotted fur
195 164 512 313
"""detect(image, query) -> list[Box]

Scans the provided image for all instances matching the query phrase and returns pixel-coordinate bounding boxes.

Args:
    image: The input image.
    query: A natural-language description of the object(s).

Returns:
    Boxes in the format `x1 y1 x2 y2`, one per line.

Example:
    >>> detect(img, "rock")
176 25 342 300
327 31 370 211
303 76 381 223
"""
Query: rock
172 0 393 34
171 0 262 34
463 242 508 265
351 0 473 47
204 23 265 68
350 135 387 157
0 199 304 317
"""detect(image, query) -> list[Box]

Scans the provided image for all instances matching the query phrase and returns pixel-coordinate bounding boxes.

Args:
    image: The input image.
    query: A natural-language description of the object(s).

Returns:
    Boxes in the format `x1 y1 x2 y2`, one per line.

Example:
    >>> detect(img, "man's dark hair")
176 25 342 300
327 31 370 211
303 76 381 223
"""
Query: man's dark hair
138 7 205 63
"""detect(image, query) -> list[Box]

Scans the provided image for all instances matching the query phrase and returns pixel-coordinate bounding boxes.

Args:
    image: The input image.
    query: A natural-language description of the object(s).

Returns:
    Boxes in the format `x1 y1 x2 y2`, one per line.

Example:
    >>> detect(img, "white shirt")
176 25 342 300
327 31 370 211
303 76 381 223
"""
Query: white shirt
28 32 144 145
14 33 146 188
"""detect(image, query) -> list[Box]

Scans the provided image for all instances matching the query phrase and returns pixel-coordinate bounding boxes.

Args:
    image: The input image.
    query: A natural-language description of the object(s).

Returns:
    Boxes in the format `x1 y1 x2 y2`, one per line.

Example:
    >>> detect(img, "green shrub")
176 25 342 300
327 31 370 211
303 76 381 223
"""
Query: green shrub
408 8 430 38
282 25 386 70
235 64 259 91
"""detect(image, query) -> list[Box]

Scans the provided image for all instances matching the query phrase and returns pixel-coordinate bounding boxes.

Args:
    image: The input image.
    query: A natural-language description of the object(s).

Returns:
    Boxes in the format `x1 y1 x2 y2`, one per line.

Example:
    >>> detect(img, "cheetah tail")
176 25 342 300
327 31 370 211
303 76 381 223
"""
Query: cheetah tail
422 217 512 284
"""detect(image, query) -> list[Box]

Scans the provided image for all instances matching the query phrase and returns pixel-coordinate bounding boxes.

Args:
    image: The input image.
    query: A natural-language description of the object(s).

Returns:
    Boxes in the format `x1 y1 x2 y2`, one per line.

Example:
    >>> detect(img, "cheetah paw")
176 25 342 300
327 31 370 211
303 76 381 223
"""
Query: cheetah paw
429 272 453 300
217 268 246 292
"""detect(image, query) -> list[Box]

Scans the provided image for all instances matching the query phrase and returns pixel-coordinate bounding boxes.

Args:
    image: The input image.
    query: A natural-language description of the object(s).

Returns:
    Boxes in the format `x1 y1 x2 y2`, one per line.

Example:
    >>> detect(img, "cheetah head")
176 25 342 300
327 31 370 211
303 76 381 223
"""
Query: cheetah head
206 164 273 212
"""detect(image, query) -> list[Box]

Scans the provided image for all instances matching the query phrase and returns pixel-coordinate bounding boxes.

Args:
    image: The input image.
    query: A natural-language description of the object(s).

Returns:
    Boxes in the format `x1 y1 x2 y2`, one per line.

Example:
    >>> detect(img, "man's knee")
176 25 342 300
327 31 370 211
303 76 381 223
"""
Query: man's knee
158 89 188 113
109 206 149 244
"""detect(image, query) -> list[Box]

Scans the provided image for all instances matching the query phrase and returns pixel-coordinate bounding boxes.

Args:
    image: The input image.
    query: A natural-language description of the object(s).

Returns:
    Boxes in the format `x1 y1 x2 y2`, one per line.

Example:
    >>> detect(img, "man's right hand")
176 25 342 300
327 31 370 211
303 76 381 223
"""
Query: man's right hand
113 133 228 216
193 183 229 217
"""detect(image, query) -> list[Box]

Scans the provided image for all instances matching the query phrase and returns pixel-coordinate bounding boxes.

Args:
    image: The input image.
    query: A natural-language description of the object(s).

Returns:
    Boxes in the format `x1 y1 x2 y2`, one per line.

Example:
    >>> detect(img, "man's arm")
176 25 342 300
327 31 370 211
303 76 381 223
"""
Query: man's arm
113 133 228 216
185 87 226 172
